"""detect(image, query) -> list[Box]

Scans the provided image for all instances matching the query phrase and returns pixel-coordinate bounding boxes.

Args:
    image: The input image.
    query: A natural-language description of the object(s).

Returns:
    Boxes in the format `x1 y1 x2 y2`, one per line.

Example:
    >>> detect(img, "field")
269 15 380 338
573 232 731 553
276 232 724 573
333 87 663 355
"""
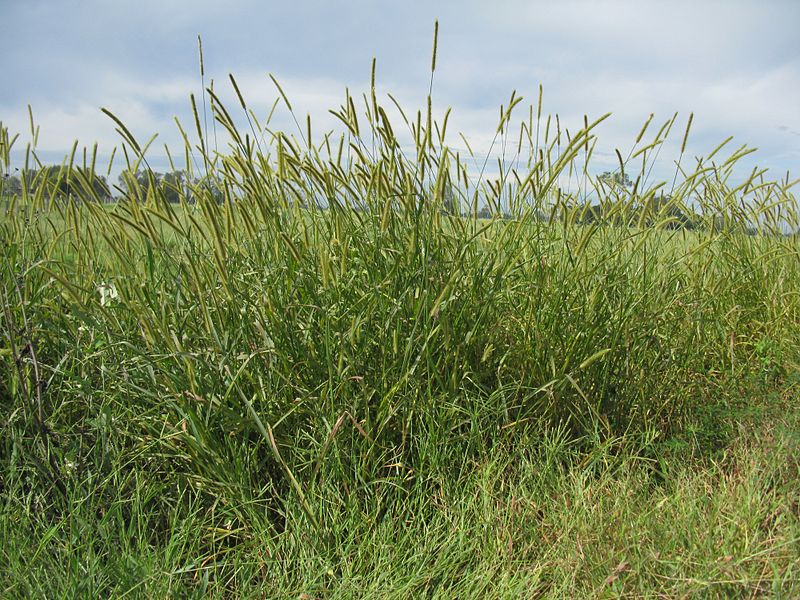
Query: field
2 64 800 597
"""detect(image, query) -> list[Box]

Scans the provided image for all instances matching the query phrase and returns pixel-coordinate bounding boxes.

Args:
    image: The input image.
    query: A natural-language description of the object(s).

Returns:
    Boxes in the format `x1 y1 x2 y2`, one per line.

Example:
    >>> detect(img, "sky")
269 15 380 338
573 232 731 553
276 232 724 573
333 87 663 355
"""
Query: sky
2 0 799 189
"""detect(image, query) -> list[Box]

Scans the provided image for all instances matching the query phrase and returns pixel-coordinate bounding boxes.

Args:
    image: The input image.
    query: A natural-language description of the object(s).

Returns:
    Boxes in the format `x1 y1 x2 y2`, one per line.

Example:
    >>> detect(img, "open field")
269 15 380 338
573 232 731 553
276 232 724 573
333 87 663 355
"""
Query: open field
2 63 800 596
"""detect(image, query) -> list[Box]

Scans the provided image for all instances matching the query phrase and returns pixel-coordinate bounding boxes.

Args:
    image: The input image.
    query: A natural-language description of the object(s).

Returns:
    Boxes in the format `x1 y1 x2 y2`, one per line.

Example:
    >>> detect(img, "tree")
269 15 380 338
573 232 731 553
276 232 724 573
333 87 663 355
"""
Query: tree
577 203 604 224
118 169 161 199
72 167 111 202
2 172 22 197
22 166 110 202
656 194 698 230
199 177 224 204
441 185 458 216
477 206 493 219
161 170 190 204
598 171 632 190
119 169 184 202
117 169 198 204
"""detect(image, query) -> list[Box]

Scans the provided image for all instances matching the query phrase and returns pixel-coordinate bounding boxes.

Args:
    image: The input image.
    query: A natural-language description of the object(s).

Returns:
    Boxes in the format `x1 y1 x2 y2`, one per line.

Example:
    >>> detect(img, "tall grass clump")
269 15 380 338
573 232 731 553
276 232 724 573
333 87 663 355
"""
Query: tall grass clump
2 38 799 595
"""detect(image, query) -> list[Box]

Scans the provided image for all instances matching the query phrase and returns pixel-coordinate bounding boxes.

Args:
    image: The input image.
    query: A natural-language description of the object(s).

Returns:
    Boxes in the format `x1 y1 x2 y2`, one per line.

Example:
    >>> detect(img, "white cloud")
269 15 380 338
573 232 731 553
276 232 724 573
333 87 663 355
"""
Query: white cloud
2 0 797 183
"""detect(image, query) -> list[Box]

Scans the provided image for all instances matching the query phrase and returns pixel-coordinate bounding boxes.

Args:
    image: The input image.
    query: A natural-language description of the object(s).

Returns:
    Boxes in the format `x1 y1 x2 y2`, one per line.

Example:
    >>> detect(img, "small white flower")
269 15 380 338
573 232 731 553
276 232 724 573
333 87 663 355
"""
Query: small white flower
97 282 119 307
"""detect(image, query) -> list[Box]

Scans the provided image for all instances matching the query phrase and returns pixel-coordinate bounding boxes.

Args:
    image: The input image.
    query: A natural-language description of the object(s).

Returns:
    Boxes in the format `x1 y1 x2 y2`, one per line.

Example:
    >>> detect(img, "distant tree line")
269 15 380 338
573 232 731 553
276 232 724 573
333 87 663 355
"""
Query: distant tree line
2 166 111 202
2 166 794 236
576 193 700 230
116 169 228 204
1 166 220 205
576 172 779 234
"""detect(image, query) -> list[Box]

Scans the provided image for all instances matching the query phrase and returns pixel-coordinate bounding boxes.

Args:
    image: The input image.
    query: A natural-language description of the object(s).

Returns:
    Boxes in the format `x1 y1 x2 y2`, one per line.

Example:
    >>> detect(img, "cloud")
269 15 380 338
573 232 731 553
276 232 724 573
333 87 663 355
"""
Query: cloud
2 0 797 182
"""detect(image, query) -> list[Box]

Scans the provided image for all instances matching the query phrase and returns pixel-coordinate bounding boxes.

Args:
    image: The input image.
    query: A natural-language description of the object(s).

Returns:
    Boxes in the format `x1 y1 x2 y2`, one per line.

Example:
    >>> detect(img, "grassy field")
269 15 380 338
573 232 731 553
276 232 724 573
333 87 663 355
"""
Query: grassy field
2 53 800 596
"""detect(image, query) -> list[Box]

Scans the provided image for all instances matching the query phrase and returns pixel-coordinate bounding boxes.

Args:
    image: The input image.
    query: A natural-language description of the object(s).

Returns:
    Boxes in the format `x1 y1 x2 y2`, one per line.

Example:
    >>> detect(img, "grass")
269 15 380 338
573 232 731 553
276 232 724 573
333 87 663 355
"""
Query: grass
2 37 800 596
2 384 799 597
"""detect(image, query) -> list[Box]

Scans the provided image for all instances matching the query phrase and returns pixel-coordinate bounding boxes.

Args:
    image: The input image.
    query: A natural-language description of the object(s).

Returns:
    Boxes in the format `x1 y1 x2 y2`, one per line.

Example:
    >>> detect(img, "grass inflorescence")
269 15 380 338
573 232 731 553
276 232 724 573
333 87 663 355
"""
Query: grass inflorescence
1 40 800 596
